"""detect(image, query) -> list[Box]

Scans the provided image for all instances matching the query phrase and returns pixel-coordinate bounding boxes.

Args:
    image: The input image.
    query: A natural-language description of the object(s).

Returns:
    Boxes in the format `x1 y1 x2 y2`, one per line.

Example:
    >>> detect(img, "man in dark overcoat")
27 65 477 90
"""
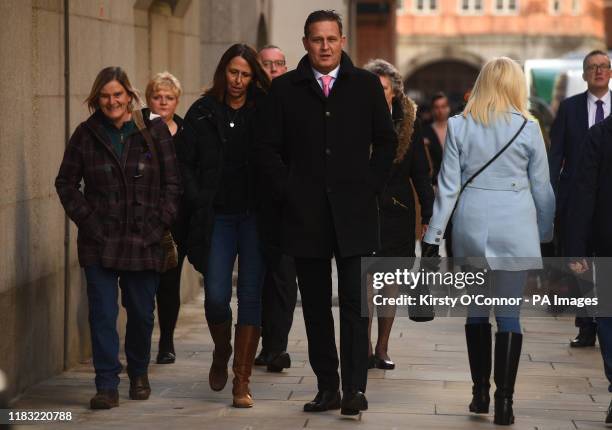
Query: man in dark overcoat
566 114 612 424
549 50 612 347
256 10 397 416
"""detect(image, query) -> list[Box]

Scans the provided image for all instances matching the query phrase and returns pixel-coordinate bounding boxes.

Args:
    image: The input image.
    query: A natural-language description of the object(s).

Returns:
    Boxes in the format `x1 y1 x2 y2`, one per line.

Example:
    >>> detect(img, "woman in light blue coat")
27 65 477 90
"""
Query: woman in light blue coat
422 57 555 426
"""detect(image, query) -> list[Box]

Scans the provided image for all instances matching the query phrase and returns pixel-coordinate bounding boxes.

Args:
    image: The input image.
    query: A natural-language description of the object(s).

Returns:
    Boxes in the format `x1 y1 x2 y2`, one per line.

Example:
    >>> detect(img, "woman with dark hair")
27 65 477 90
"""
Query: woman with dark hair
55 66 181 409
177 43 270 408
363 59 434 370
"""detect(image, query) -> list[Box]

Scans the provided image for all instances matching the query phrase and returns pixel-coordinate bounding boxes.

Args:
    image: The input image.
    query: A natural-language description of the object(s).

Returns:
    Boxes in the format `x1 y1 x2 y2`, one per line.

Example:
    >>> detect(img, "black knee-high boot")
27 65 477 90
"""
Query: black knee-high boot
465 324 492 413
494 332 523 425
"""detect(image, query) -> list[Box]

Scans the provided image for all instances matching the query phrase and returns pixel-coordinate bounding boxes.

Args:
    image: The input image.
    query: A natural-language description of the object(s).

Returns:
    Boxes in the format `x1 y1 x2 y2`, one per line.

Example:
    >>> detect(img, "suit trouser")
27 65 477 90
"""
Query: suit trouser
261 254 298 353
294 255 368 393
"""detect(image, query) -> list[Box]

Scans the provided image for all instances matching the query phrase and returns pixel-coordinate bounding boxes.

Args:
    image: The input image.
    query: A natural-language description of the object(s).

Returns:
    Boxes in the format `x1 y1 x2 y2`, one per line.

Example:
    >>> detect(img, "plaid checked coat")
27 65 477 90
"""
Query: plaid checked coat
55 109 182 272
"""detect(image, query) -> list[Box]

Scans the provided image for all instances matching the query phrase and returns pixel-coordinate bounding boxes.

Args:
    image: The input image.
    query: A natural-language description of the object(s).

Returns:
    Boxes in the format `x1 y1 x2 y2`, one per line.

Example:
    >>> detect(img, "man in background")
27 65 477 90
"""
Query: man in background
255 45 297 373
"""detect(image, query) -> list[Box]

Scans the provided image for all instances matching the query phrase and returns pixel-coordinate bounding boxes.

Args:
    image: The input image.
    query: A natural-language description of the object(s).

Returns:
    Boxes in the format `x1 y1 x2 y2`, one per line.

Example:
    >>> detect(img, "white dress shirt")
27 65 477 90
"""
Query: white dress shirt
587 90 611 128
312 65 340 92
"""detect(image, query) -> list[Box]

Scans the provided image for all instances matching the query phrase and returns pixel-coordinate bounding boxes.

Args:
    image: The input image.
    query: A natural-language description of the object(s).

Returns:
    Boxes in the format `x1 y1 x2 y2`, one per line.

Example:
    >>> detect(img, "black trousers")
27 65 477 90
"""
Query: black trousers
156 252 186 352
294 255 368 393
261 254 298 353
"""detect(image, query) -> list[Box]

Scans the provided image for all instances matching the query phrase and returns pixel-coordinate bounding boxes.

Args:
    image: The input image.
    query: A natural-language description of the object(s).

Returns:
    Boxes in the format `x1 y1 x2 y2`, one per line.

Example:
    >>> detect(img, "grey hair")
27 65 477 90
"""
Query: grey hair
363 58 405 99
363 58 416 164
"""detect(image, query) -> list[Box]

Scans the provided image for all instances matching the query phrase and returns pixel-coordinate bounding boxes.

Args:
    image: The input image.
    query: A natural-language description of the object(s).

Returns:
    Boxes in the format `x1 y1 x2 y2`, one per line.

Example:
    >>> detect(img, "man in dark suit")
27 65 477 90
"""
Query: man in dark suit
549 49 611 347
254 45 297 372
256 10 396 416
566 113 612 424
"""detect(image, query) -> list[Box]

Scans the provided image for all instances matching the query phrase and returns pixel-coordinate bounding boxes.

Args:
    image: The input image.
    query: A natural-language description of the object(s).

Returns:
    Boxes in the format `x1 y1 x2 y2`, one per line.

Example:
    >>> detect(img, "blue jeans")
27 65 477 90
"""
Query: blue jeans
466 270 527 333
84 266 159 390
204 213 265 326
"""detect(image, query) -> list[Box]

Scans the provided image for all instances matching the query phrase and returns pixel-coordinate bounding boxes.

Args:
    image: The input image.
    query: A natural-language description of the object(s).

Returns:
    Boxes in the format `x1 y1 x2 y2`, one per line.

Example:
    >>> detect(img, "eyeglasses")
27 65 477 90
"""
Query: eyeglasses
262 60 286 68
585 63 611 73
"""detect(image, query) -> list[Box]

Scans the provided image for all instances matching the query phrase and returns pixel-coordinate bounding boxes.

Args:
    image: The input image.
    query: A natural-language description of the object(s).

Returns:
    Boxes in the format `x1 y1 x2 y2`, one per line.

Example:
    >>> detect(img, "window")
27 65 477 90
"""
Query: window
550 0 561 14
494 0 518 14
459 0 483 13
414 0 438 13
572 0 580 14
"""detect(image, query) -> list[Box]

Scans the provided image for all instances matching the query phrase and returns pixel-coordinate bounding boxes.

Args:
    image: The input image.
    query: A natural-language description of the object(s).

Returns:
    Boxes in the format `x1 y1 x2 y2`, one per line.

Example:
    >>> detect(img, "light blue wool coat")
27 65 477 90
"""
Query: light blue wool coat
423 111 555 270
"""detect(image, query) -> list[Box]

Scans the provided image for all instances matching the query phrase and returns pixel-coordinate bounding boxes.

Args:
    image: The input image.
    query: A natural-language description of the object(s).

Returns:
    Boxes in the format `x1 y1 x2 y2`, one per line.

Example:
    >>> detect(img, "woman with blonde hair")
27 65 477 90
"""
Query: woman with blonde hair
363 59 434 370
421 57 555 425
144 71 187 365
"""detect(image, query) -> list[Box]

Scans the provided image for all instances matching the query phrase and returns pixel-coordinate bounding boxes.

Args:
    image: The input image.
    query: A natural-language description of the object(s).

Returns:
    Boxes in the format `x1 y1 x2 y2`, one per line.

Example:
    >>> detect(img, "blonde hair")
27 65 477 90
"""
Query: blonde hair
463 57 531 125
145 71 183 105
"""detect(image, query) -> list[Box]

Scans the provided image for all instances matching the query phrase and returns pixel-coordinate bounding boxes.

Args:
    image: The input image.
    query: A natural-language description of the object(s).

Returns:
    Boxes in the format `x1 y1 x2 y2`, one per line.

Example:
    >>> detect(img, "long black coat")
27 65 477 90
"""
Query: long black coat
379 99 434 257
176 90 262 274
256 53 397 258
565 115 612 257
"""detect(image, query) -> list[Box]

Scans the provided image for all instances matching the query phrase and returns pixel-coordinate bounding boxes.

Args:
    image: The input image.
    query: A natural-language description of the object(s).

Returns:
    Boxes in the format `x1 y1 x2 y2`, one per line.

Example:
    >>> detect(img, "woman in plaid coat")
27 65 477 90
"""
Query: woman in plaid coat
55 67 181 410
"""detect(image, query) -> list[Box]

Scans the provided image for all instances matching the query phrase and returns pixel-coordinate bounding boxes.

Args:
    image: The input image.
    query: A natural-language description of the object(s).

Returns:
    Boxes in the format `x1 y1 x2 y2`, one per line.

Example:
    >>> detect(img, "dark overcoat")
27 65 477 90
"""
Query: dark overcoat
176 89 263 274
566 115 612 257
55 109 182 272
379 99 434 256
256 53 397 258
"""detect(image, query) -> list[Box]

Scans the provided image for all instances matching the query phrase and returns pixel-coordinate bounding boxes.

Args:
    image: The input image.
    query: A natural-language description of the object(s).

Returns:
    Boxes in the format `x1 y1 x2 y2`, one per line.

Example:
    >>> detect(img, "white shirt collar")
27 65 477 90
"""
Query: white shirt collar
587 90 611 105
312 64 340 81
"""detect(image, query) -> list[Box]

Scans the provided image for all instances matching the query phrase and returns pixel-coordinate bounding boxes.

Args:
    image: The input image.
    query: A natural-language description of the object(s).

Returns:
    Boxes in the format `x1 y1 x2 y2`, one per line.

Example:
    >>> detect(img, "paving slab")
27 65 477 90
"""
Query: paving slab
10 292 612 429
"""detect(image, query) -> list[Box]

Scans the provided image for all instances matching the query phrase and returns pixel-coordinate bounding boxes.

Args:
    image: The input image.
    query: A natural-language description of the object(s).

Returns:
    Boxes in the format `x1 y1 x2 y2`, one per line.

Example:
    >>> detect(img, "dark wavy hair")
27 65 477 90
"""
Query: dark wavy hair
206 43 271 102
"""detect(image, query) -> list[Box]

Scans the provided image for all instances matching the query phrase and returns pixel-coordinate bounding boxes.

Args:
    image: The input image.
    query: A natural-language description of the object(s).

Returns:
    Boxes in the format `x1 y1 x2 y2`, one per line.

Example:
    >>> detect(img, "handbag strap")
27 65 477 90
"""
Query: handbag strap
458 117 528 196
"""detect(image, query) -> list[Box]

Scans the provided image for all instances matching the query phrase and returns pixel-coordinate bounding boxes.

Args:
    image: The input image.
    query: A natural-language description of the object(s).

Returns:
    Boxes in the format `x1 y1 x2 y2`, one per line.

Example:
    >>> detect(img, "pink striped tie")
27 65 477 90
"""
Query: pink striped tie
321 75 332 97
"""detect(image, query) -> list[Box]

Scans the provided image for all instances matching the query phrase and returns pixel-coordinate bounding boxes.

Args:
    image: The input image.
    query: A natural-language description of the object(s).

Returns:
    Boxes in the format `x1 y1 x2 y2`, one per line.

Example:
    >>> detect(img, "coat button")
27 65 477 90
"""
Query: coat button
437 230 442 235
511 183 516 187
435 238 440 243
325 111 331 117
326 186 332 193
325 148 331 155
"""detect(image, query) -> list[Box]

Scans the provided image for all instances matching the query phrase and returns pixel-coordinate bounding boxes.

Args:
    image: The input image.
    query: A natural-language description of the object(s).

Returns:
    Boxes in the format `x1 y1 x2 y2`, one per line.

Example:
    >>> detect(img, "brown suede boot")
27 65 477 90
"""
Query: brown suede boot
209 320 233 391
232 325 261 408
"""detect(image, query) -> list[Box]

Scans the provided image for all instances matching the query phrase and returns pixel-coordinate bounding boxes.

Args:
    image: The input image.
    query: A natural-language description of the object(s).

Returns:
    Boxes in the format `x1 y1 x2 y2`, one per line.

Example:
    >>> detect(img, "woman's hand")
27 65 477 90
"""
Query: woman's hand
568 258 589 274
421 224 429 240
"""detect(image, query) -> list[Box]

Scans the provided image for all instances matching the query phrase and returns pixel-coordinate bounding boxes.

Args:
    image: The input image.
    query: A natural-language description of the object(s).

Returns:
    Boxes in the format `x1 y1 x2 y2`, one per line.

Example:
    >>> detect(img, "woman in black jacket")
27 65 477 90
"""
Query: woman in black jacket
144 71 186 365
177 44 270 408
363 59 435 370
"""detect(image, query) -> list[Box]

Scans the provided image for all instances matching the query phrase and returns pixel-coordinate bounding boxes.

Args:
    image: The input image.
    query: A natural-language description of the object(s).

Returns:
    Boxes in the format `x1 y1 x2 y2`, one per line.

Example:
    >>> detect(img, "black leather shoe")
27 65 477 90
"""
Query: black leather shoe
606 399 612 424
266 351 291 372
303 390 341 412
254 350 270 366
341 390 368 416
156 351 176 364
90 389 119 409
570 331 596 348
373 355 395 370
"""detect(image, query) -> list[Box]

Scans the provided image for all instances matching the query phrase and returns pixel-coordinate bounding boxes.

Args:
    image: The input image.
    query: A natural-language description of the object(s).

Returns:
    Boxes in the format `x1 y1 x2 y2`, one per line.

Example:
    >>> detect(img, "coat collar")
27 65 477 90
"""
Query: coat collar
292 51 355 84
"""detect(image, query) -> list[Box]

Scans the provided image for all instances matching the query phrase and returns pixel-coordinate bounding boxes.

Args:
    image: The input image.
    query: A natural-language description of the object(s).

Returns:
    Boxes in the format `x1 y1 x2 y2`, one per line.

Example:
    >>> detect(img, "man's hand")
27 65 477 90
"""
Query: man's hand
421 224 429 240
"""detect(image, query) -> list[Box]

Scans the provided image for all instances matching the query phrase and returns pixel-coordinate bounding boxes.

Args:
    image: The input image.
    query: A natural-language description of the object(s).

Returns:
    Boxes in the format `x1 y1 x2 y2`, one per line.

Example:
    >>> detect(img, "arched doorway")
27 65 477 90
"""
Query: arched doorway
405 60 480 112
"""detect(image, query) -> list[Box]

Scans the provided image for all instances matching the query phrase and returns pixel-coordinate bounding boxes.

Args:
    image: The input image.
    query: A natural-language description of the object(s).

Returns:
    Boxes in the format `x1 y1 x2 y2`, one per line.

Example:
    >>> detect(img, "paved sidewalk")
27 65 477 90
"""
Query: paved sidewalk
12 291 612 430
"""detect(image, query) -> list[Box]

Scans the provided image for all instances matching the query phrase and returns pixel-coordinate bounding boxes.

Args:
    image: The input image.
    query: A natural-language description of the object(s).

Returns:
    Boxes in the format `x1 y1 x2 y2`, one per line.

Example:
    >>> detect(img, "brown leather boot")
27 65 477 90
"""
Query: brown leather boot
90 389 119 409
209 319 233 391
129 374 151 400
232 325 261 408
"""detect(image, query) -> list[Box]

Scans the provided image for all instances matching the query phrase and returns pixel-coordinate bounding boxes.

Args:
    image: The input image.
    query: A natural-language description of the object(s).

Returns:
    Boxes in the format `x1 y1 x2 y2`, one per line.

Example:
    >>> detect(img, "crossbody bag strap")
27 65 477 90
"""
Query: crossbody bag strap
459 117 528 195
